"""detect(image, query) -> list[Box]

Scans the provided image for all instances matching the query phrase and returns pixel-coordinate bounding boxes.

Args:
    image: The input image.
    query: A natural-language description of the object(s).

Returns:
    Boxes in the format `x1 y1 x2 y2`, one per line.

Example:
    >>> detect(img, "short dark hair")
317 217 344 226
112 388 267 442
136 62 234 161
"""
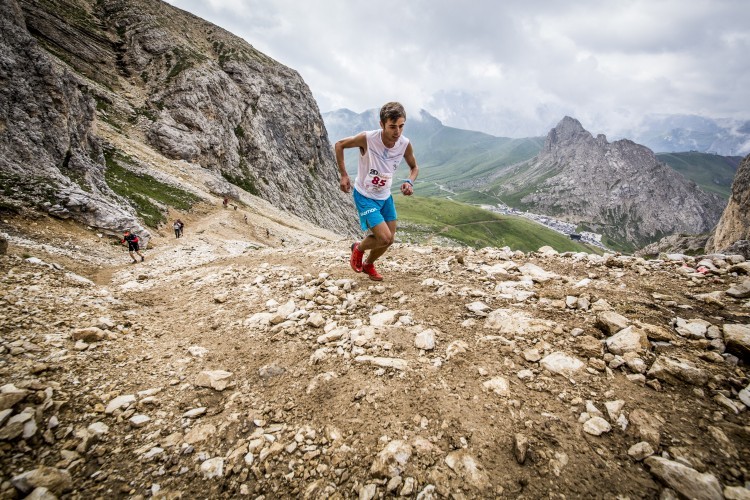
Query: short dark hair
380 102 406 124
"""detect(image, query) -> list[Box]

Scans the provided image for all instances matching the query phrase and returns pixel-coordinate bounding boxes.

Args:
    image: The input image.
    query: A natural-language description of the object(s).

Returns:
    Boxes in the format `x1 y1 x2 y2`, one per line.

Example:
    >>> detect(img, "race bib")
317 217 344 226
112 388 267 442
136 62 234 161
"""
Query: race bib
364 169 392 193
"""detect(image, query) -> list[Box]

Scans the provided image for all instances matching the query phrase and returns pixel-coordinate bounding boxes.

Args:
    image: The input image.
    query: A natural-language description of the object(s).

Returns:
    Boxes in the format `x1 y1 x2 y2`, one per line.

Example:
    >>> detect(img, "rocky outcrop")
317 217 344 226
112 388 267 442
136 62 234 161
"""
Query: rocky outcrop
0 0 151 240
635 233 711 258
492 117 725 251
1 0 355 238
706 154 750 257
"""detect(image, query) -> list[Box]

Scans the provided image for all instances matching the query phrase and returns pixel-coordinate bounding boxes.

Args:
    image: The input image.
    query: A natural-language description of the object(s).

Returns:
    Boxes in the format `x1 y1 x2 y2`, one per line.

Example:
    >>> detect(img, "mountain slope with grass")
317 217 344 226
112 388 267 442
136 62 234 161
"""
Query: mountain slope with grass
1 0 355 240
656 152 741 199
395 196 599 253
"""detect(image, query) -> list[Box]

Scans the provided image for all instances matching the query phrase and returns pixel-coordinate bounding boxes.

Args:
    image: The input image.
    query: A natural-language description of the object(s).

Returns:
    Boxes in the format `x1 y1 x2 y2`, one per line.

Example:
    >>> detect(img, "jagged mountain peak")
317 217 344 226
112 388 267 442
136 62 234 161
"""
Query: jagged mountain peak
494 117 726 251
544 116 594 150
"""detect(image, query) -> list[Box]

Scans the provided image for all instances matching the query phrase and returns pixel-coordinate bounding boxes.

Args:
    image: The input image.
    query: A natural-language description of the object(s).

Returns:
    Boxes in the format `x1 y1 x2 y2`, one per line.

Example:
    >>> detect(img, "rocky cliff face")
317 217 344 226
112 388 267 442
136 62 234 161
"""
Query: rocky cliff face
0 0 150 237
493 117 725 251
0 0 355 238
706 154 750 257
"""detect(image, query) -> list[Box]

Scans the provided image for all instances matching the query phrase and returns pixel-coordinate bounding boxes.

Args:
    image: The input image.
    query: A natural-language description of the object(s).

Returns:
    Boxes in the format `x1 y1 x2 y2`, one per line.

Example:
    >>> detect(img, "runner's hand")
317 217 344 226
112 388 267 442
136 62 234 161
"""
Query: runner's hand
340 175 352 193
401 182 413 196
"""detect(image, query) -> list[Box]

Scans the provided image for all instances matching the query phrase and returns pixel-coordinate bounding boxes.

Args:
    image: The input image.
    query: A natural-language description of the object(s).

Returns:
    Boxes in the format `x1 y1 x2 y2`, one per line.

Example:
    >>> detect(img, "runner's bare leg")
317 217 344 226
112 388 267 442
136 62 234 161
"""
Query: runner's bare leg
359 221 396 263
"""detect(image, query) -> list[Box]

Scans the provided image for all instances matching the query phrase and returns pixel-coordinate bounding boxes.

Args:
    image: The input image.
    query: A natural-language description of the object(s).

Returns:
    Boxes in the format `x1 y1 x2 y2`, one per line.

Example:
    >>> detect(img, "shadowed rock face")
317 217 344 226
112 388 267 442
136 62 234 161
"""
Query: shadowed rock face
0 0 150 239
706 155 750 257
1 0 356 236
496 117 725 251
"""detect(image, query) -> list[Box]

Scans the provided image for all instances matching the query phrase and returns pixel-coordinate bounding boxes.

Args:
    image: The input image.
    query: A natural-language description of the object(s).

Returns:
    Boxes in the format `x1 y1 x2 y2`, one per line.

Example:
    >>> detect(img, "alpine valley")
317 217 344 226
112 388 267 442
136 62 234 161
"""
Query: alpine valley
324 110 739 252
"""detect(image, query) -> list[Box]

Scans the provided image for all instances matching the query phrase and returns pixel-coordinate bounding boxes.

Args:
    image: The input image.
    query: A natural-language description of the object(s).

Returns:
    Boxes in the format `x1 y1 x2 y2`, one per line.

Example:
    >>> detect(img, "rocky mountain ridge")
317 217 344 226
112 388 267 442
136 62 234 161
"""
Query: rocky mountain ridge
0 205 749 498
707 154 750 256
490 117 726 252
1 0 356 241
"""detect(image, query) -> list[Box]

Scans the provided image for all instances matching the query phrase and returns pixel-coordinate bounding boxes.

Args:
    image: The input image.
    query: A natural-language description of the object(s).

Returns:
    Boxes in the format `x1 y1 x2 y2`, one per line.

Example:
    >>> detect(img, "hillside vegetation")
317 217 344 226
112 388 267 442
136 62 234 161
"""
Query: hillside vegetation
394 196 600 253
656 152 741 199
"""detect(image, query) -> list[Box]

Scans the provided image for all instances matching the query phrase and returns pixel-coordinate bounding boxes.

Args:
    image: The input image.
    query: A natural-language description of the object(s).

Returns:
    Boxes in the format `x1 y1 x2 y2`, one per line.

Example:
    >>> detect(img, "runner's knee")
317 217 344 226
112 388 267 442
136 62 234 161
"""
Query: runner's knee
375 232 394 247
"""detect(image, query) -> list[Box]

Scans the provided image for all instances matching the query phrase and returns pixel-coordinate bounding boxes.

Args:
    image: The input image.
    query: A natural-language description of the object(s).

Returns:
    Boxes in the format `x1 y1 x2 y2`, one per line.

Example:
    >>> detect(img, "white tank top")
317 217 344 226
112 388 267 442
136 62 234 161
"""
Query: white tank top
354 129 410 201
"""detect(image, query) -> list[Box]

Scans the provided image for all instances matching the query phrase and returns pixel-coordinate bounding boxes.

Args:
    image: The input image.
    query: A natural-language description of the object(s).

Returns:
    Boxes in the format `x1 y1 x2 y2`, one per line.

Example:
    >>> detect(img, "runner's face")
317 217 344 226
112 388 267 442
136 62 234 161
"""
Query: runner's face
380 118 405 145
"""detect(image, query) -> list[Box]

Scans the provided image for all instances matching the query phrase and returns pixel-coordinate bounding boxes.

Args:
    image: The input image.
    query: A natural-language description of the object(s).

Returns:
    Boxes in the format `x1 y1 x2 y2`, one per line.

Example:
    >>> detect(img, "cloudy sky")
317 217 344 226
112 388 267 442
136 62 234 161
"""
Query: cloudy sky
166 0 749 138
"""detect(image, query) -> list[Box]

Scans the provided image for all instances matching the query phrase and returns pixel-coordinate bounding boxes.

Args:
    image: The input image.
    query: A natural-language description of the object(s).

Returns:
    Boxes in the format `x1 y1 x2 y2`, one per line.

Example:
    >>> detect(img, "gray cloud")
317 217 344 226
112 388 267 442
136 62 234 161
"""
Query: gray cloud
166 0 750 138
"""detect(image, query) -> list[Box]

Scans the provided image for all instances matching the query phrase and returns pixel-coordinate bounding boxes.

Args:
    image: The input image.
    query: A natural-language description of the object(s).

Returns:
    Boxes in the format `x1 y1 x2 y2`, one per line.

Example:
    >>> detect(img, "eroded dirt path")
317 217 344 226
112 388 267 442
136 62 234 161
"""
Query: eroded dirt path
1 208 749 499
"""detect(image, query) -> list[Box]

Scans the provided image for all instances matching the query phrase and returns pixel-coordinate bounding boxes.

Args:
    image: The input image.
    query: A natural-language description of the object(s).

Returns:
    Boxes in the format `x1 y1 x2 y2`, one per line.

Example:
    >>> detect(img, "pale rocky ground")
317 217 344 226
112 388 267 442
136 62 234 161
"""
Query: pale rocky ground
1 203 750 499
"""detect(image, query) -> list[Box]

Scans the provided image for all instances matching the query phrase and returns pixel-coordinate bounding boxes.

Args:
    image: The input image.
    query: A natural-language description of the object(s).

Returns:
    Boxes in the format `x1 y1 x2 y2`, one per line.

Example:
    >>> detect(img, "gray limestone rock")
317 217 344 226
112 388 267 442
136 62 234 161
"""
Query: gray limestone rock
645 457 723 500
707 155 750 256
647 356 708 386
596 311 630 336
723 324 750 362
11 467 73 496
582 416 611 436
514 433 529 465
540 352 584 378
195 370 233 391
370 440 412 478
444 450 491 490
627 441 655 461
605 326 649 355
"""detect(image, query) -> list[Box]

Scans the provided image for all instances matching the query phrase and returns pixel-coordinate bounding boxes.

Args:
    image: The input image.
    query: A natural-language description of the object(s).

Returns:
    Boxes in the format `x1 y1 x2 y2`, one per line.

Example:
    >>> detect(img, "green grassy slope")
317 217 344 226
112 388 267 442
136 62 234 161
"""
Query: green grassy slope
656 152 741 199
394 195 600 254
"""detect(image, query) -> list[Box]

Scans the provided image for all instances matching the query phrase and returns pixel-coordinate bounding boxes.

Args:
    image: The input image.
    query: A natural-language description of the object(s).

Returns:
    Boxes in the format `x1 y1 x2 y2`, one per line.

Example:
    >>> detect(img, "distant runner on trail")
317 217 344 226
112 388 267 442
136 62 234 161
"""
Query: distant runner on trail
120 230 145 263
173 219 184 238
335 101 419 281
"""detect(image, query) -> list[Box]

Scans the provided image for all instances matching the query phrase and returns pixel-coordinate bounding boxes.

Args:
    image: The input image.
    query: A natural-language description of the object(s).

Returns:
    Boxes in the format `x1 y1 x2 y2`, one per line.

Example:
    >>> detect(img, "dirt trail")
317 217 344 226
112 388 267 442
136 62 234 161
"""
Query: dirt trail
1 207 749 499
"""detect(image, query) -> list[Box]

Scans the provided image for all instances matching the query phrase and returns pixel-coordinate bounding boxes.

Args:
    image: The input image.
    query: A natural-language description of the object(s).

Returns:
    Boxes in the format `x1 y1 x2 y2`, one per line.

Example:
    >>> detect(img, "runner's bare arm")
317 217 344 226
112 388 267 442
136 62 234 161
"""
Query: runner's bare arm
400 143 419 196
335 133 367 193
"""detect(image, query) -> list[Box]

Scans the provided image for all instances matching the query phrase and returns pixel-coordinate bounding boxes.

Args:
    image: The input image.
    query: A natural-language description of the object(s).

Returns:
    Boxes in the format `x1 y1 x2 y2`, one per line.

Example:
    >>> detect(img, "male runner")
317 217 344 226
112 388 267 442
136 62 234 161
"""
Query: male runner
121 230 145 263
335 102 419 281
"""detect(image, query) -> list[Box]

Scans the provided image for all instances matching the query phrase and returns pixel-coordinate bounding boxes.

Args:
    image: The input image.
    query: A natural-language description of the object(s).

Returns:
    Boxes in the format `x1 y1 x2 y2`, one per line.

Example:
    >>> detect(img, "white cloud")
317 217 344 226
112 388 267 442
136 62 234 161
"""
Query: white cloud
165 0 750 138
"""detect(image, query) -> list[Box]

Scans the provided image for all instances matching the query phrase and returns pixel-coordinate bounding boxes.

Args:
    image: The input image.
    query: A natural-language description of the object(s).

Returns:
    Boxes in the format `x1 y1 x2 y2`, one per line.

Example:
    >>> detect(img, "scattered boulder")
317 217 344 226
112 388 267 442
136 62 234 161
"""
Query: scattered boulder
513 433 529 464
370 440 412 478
414 329 436 350
726 279 750 299
596 311 630 335
485 308 556 334
627 441 655 461
444 450 491 490
645 457 723 500
71 327 105 343
647 356 708 386
723 324 750 361
11 467 73 496
582 416 611 436
482 377 510 397
605 326 649 355
195 370 233 391
540 352 584 378
354 356 407 371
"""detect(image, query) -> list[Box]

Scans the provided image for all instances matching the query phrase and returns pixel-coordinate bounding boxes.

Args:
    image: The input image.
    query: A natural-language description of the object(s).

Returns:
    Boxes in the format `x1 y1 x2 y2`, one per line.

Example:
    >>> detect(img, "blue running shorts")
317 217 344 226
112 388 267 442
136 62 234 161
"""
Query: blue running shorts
353 189 397 231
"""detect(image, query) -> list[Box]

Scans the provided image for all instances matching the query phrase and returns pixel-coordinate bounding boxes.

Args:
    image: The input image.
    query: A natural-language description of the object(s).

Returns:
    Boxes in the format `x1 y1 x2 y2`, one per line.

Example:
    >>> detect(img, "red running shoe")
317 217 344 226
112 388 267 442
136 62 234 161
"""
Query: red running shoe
350 241 363 273
362 262 383 281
